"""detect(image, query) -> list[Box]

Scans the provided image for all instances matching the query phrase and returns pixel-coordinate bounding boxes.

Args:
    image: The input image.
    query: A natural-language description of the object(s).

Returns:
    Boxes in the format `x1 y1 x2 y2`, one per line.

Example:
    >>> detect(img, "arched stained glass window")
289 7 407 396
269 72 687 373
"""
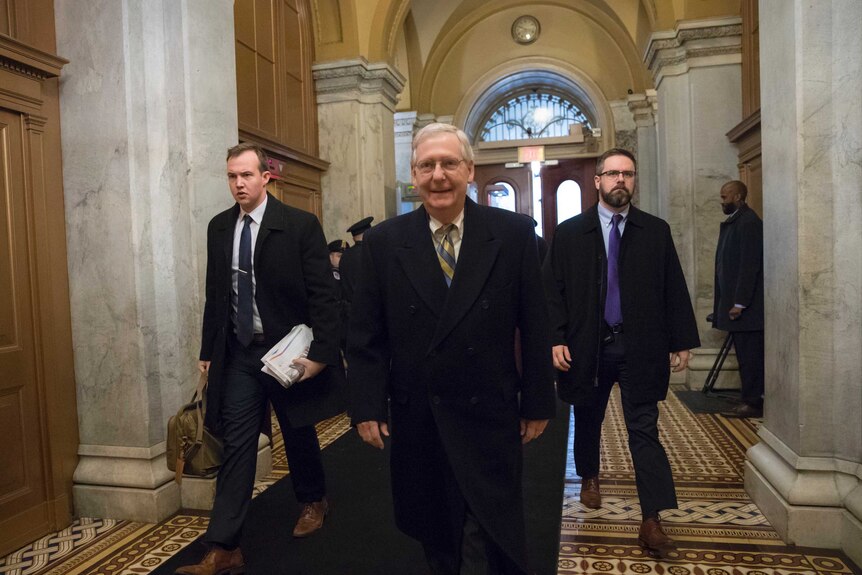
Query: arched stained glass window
480 92 592 142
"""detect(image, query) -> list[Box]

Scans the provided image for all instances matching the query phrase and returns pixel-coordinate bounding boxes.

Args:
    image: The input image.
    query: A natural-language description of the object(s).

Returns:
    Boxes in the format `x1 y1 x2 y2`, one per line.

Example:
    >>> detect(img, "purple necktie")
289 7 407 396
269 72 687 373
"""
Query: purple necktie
604 214 623 326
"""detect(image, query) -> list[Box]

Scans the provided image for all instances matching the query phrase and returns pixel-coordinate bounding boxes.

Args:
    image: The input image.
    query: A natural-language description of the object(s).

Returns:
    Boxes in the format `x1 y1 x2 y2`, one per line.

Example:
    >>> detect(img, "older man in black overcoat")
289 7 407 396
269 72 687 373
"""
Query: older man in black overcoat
713 180 764 418
543 148 700 558
178 142 344 575
348 123 555 574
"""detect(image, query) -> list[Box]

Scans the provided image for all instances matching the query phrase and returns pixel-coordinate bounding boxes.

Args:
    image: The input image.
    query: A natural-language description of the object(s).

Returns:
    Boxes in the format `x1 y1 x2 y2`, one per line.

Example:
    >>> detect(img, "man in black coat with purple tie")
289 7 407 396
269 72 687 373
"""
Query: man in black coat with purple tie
543 148 700 558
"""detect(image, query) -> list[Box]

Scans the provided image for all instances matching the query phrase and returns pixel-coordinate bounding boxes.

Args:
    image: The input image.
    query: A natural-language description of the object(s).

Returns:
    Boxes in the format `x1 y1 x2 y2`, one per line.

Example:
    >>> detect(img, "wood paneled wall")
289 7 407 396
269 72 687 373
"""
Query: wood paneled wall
234 0 329 218
0 1 78 557
728 0 762 217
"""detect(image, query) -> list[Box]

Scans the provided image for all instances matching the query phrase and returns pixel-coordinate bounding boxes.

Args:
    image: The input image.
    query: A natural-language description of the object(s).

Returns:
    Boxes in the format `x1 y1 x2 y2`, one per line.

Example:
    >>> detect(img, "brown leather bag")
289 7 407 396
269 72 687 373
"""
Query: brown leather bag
166 373 223 483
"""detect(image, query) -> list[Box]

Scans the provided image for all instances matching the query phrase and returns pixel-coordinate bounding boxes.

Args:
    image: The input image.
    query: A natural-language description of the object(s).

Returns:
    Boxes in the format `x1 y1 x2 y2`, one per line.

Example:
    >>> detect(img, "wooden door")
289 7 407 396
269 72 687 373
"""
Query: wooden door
0 109 50 552
473 163 532 214
540 158 597 245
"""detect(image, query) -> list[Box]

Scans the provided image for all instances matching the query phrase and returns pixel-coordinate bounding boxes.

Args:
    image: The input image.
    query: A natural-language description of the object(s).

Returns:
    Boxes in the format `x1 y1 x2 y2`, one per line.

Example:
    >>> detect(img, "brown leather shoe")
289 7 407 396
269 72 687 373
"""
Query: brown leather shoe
293 498 329 537
638 517 676 558
174 546 244 575
580 477 601 509
722 403 763 418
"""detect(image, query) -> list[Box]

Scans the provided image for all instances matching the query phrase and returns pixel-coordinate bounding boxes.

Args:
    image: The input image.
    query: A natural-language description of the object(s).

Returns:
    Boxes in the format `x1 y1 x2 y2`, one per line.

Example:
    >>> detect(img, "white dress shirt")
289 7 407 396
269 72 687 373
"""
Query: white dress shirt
231 196 267 334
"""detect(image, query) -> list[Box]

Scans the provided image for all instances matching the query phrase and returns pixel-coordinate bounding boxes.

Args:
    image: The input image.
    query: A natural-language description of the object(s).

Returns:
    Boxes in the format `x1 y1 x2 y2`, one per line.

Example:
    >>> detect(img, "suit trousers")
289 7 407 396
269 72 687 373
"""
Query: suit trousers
572 333 677 519
204 334 326 548
423 510 525 575
731 330 764 407
420 421 525 575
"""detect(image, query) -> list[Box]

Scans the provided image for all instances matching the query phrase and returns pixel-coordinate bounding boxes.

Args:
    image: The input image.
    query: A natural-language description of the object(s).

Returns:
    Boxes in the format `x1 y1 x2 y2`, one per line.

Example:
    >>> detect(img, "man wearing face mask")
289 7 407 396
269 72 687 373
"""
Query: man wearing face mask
542 147 700 558
713 180 764 418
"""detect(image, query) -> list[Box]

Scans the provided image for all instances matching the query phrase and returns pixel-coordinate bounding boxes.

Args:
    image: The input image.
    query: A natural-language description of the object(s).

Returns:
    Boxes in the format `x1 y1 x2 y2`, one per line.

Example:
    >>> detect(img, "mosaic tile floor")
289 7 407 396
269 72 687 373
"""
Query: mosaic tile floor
558 388 860 575
1 391 859 575
0 415 351 575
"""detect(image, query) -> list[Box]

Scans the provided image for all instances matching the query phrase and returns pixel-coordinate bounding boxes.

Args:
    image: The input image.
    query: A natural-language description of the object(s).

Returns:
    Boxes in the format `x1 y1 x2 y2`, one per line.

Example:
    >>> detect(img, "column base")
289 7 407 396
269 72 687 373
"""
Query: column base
686 347 740 391
180 435 272 510
746 442 862 566
73 481 179 524
74 434 273 519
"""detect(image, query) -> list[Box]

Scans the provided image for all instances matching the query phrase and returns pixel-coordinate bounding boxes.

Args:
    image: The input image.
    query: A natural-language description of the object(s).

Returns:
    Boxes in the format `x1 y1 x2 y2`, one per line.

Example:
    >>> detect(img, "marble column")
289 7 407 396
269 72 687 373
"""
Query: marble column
394 111 418 214
747 1 862 564
627 90 660 217
55 0 240 522
645 18 743 387
313 58 405 241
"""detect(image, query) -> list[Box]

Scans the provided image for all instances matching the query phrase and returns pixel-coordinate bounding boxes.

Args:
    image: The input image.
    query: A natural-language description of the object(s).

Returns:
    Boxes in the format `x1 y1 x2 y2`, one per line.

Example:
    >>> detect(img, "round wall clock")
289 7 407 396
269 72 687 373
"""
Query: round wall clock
511 15 540 45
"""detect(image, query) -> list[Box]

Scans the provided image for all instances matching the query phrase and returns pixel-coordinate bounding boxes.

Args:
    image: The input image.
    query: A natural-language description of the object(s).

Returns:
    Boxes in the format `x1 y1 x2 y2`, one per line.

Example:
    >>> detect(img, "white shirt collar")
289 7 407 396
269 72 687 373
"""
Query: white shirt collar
597 202 629 227
239 195 268 225
428 209 465 237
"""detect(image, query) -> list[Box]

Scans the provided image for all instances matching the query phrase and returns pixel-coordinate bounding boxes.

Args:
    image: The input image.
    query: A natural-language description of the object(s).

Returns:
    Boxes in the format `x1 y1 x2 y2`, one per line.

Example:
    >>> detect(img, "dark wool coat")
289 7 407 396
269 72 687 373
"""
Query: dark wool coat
199 194 345 431
712 204 764 332
543 204 700 406
347 199 555 572
338 239 362 304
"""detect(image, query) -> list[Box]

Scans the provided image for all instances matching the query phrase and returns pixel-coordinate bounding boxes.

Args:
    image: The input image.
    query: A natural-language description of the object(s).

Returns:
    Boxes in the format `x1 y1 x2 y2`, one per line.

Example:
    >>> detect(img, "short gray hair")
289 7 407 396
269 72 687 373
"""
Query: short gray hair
411 123 474 165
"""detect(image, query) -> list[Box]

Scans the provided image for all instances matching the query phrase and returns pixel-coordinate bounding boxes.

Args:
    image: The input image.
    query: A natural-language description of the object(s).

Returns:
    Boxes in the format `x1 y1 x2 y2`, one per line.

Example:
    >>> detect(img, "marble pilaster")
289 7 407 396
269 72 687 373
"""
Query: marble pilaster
313 58 405 241
56 0 240 522
626 91 660 217
394 111 418 214
748 1 862 564
645 18 743 387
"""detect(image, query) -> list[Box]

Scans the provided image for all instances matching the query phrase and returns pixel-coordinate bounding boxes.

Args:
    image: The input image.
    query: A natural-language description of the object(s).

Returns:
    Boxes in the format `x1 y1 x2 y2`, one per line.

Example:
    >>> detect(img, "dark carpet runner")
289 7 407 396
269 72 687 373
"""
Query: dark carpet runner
153 400 568 575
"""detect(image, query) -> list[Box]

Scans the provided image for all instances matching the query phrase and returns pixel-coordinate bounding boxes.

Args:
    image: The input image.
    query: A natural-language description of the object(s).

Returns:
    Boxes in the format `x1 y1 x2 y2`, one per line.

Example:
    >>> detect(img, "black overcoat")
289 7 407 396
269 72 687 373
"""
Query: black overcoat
543 205 700 406
712 205 764 332
347 199 555 571
199 194 345 431
338 239 362 303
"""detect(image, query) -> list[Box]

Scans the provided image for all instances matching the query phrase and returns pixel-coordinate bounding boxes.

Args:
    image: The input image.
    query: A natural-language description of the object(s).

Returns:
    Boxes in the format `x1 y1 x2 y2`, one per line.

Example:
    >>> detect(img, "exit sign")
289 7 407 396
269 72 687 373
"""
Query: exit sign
518 145 545 163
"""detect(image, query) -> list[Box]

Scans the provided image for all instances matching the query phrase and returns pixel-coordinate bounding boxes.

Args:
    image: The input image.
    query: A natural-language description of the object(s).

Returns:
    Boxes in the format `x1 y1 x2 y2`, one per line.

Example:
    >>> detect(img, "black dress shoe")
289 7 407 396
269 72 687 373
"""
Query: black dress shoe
722 403 763 418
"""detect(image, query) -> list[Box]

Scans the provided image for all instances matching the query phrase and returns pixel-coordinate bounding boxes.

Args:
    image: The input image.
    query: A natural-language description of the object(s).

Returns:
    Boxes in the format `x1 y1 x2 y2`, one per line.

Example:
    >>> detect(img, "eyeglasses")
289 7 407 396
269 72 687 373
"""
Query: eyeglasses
598 170 636 179
414 158 466 176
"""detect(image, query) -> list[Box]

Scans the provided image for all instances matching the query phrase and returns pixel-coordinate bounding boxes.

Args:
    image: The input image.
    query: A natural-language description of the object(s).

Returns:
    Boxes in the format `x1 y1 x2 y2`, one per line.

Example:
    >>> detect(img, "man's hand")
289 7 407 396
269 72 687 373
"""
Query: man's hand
356 421 390 449
669 350 691 372
293 357 325 381
198 360 211 373
520 419 549 444
552 345 572 372
728 306 743 321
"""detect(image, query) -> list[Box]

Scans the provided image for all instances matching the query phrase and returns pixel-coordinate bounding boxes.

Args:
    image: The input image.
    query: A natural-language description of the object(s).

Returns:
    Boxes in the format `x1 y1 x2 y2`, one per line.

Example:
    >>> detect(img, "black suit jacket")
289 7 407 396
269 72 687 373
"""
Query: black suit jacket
347 199 555 570
712 204 764 332
543 205 700 406
200 194 345 431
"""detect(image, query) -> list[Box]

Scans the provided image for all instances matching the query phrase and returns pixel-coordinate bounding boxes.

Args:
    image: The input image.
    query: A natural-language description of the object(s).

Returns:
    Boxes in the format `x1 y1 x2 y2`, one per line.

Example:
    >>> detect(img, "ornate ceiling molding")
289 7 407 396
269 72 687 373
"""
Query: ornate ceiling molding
644 17 742 87
0 34 67 79
626 89 658 127
312 57 406 112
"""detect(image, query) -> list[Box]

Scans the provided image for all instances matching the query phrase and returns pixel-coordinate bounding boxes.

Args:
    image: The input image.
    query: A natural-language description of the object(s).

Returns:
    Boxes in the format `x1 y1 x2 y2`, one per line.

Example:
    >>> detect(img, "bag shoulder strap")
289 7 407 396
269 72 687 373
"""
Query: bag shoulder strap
175 372 209 484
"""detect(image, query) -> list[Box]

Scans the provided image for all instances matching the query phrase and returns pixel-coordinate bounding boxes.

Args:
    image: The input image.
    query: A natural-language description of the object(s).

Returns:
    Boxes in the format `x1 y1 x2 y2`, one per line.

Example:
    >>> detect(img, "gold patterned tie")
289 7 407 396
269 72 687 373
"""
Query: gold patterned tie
436 224 457 287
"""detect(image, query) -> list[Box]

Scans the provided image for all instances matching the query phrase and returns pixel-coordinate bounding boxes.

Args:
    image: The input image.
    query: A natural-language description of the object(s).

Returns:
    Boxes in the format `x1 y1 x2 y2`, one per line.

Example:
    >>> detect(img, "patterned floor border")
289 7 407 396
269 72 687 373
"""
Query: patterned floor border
558 388 860 575
2 395 860 575
0 414 351 575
